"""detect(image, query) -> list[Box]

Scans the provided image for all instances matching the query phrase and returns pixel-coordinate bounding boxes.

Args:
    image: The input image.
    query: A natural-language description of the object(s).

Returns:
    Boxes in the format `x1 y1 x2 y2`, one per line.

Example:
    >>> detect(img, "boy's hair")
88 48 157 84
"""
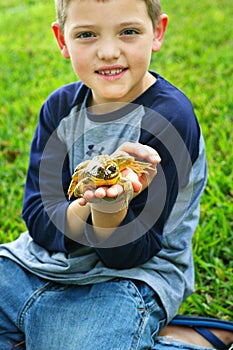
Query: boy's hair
54 0 162 32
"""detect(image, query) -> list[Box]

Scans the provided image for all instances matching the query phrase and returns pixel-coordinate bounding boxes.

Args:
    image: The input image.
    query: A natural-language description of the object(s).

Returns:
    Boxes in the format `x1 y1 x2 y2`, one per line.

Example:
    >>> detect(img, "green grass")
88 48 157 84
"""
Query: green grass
0 1 232 319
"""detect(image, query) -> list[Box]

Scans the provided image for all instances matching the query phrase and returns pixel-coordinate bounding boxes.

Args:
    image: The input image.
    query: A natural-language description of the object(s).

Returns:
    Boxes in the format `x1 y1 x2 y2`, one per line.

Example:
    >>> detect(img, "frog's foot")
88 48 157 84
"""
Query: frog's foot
73 178 97 198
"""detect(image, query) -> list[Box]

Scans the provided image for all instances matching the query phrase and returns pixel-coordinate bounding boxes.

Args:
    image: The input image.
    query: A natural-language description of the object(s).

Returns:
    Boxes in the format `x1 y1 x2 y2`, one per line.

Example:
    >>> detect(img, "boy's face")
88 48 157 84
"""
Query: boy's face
53 0 167 106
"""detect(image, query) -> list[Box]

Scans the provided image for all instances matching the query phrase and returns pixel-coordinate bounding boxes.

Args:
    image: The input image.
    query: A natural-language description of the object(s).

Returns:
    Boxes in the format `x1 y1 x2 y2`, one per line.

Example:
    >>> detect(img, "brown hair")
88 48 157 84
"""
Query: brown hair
54 0 162 32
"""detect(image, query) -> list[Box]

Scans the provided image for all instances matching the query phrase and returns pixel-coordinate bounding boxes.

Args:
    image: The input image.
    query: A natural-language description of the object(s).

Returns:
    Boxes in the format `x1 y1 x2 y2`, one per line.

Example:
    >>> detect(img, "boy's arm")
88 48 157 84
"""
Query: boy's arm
22 88 87 252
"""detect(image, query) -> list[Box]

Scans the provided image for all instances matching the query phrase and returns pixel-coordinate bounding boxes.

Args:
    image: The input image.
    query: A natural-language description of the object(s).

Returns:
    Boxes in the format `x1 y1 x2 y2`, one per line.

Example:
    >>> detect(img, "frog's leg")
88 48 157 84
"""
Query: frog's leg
118 177 134 205
68 176 79 200
68 160 91 199
127 160 155 176
73 178 97 198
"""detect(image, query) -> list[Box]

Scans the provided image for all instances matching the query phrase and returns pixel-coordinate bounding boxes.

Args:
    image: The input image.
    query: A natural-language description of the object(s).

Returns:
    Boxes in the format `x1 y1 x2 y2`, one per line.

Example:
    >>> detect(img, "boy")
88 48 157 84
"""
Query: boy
0 0 209 349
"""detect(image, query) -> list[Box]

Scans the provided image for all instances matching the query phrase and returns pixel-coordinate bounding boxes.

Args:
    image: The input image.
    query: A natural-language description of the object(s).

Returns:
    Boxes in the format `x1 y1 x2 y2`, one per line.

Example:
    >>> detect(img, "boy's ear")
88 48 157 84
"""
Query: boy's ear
52 22 70 59
152 14 168 52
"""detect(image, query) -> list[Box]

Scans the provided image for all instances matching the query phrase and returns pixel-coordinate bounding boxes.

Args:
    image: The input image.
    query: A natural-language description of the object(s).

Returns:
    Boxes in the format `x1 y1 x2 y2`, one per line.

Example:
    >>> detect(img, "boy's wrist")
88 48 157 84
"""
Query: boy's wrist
90 198 128 237
90 196 128 214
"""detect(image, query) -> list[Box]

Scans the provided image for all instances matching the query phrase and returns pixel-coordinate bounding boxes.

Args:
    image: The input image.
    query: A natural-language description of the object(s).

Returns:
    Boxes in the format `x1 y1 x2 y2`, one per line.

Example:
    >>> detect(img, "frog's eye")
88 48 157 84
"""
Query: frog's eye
107 165 117 174
96 166 105 175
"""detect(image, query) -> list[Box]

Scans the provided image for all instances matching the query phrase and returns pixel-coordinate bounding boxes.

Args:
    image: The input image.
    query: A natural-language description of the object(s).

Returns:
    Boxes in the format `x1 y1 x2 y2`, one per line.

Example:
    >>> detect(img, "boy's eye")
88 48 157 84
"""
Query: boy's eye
121 29 139 36
76 32 96 39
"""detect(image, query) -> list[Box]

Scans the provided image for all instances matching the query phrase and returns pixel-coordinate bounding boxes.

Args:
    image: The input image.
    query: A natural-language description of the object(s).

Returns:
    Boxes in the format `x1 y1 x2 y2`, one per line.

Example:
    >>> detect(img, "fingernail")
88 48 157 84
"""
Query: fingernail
150 155 161 163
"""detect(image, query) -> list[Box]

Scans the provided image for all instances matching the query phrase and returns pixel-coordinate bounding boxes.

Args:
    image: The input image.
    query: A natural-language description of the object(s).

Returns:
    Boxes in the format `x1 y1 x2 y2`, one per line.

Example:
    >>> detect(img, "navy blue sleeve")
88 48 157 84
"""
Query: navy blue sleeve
22 83 83 252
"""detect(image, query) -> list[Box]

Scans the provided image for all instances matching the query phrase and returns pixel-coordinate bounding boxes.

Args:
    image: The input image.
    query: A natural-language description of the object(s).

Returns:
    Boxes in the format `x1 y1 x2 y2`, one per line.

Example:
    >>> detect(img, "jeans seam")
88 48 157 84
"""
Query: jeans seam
130 310 150 350
118 280 145 310
17 282 52 331
130 280 163 315
115 280 150 349
128 281 167 348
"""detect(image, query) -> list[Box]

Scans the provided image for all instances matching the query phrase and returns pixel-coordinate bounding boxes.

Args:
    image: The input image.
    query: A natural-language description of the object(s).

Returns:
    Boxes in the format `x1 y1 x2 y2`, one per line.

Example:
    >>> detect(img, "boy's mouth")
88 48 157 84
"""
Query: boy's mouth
96 68 127 76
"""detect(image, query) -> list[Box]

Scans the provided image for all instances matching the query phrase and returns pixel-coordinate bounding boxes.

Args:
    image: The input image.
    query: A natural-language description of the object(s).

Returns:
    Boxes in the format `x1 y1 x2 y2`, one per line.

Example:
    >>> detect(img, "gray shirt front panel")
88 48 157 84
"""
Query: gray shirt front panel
57 100 145 175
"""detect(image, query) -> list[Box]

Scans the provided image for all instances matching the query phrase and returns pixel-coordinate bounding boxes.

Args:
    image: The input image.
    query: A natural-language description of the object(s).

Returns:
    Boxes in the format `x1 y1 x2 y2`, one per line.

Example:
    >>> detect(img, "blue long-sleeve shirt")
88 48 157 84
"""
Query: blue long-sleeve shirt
22 73 201 269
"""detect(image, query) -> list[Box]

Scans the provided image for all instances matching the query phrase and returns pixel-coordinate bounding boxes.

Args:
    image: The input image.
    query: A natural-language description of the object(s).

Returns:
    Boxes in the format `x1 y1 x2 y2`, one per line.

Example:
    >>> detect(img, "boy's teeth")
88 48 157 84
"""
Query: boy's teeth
99 69 123 75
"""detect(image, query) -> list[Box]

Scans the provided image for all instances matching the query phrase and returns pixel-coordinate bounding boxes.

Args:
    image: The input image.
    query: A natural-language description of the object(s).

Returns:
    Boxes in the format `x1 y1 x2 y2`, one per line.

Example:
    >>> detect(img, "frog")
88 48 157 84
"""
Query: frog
68 153 155 200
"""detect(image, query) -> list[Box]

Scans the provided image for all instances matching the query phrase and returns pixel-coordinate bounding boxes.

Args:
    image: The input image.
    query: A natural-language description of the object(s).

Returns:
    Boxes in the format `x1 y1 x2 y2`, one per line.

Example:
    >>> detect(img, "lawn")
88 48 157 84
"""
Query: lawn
0 1 232 319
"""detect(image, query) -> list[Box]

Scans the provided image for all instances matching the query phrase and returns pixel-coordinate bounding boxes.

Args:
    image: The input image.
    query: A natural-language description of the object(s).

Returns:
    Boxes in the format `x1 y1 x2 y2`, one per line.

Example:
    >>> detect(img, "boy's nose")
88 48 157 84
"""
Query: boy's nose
97 39 121 61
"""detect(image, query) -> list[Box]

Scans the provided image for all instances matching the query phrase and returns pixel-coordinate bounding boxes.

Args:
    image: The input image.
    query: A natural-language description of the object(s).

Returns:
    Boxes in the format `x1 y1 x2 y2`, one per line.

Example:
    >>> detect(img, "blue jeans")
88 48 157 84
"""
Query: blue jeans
0 258 214 350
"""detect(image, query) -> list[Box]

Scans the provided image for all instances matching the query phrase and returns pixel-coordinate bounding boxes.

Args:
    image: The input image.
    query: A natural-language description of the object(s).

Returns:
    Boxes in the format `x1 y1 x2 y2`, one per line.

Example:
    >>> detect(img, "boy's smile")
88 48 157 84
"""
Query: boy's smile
95 65 127 81
53 0 167 107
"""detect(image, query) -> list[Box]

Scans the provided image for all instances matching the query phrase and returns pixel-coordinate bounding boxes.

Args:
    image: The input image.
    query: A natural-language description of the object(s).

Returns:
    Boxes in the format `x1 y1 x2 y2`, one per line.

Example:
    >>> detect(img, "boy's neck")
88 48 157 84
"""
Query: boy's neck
88 72 157 115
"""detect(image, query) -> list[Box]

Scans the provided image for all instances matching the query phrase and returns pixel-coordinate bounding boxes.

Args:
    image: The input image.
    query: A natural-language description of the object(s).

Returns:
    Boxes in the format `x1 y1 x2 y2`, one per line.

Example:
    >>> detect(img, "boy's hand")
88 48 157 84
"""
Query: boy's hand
113 142 161 192
77 142 161 207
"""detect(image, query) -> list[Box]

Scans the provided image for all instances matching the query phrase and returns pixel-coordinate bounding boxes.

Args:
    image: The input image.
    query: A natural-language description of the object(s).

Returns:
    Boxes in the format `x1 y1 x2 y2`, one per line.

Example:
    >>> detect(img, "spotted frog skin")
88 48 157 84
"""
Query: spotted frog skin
68 153 155 200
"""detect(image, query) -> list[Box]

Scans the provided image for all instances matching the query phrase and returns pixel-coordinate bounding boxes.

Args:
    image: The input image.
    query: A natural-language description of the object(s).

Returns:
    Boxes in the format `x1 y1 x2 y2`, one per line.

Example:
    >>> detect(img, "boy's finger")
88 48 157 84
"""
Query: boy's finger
95 187 108 198
115 142 161 165
106 184 124 197
83 190 96 201
77 197 87 206
143 145 161 165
